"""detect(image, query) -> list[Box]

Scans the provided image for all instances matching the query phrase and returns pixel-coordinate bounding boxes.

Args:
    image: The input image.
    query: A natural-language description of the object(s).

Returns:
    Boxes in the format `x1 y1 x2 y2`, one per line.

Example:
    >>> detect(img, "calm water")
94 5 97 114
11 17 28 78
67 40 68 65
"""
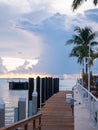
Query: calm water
59 79 76 91
0 78 76 125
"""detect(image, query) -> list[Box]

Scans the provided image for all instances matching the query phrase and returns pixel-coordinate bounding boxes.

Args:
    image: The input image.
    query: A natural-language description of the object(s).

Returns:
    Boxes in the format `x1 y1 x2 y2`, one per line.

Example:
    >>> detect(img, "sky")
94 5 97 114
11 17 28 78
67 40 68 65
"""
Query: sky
0 0 98 79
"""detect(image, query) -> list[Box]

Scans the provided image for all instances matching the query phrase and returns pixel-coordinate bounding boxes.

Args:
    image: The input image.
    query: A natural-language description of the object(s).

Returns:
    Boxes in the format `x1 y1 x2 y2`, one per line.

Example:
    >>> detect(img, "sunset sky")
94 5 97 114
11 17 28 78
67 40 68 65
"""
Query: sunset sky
0 0 98 78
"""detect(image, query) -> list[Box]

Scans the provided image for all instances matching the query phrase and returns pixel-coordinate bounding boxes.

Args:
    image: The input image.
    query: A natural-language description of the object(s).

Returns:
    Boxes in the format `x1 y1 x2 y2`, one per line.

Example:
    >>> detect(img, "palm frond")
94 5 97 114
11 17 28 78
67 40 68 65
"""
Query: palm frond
72 0 98 10
91 41 98 46
93 0 98 5
66 39 75 45
72 0 84 10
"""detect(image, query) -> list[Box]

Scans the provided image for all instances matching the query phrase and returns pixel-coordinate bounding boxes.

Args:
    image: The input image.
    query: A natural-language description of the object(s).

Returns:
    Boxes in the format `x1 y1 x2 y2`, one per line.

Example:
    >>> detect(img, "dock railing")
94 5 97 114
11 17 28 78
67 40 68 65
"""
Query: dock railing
0 113 42 130
76 81 98 129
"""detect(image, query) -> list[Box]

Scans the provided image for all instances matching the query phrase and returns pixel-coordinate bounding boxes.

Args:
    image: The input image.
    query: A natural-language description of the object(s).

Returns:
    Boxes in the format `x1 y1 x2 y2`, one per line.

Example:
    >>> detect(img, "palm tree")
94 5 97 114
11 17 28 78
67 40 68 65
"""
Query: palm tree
72 0 98 10
66 26 98 73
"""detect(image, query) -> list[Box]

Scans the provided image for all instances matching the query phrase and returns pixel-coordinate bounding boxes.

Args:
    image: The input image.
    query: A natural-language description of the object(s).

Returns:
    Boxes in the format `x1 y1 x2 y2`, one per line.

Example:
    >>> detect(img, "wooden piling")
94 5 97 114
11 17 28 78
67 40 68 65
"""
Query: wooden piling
0 99 5 128
18 97 26 121
28 78 34 116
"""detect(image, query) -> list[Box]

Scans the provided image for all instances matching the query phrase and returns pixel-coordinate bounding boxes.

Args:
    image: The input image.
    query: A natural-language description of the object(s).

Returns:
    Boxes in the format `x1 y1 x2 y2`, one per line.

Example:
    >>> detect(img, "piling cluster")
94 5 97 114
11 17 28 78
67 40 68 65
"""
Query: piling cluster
28 77 59 113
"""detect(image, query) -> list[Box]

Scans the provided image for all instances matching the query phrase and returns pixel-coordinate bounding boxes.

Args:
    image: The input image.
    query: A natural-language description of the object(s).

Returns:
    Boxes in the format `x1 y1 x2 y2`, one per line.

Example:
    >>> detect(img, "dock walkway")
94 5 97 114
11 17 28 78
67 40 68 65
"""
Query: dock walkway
74 86 96 130
40 91 74 130
0 91 74 130
1 86 97 130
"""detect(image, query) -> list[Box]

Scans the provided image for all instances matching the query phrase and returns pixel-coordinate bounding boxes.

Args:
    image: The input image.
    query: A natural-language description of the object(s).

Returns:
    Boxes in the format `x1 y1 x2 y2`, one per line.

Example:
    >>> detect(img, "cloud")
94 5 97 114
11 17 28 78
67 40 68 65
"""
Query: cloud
0 1 98 77
0 28 44 59
0 0 32 13
2 57 39 74
10 60 33 74
29 10 98 75
16 13 82 75
85 9 98 20
0 4 17 29
0 3 46 61
0 58 7 74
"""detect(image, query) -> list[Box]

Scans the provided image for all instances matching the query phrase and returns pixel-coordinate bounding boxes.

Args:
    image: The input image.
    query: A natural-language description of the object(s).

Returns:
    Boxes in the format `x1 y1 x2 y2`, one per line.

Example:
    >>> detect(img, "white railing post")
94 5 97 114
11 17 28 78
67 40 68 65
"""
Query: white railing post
96 101 98 129
89 95 92 120
92 98 95 123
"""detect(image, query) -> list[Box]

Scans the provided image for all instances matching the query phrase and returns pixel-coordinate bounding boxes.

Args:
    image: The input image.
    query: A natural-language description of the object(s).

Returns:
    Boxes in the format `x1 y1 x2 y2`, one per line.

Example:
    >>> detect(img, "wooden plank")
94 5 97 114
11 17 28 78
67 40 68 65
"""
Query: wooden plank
40 91 74 130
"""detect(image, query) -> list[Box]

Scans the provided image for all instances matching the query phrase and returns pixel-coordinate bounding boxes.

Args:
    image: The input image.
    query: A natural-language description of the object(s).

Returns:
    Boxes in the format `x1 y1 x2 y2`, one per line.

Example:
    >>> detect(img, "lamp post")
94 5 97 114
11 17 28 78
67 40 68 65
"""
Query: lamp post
88 43 92 119
82 58 85 87
88 43 91 92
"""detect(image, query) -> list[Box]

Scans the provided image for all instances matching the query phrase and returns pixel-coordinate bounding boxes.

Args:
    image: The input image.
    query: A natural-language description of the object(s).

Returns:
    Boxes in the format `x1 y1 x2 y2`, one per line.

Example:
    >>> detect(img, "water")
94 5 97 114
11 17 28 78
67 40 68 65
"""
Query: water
59 79 76 91
0 78 28 125
0 78 76 125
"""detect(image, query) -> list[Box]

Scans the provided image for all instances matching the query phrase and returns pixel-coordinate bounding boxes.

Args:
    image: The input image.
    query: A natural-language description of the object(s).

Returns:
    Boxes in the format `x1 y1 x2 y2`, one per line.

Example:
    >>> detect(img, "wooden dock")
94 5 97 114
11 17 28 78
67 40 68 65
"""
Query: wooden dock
40 91 74 130
0 91 74 130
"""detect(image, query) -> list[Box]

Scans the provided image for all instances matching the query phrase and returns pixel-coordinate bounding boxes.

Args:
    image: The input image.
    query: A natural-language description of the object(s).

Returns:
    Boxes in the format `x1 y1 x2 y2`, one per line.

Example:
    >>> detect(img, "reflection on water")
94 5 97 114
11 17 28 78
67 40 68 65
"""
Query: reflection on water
0 78 76 125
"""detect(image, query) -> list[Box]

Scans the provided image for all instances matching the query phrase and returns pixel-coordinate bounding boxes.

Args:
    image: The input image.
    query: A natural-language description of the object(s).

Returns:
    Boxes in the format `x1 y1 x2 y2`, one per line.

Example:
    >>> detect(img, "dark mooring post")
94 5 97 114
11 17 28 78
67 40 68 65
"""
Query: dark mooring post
52 77 54 95
50 77 53 97
54 78 59 93
50 77 53 96
46 77 50 99
43 77 47 102
36 76 41 109
45 77 47 100
41 78 44 105
57 78 59 92
41 78 46 105
28 78 34 117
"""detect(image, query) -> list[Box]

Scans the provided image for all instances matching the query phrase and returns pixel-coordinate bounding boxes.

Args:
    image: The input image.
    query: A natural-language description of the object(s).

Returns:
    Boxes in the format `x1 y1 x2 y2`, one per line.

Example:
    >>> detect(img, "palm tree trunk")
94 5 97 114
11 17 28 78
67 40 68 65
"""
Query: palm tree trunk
85 57 88 74
86 63 88 74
